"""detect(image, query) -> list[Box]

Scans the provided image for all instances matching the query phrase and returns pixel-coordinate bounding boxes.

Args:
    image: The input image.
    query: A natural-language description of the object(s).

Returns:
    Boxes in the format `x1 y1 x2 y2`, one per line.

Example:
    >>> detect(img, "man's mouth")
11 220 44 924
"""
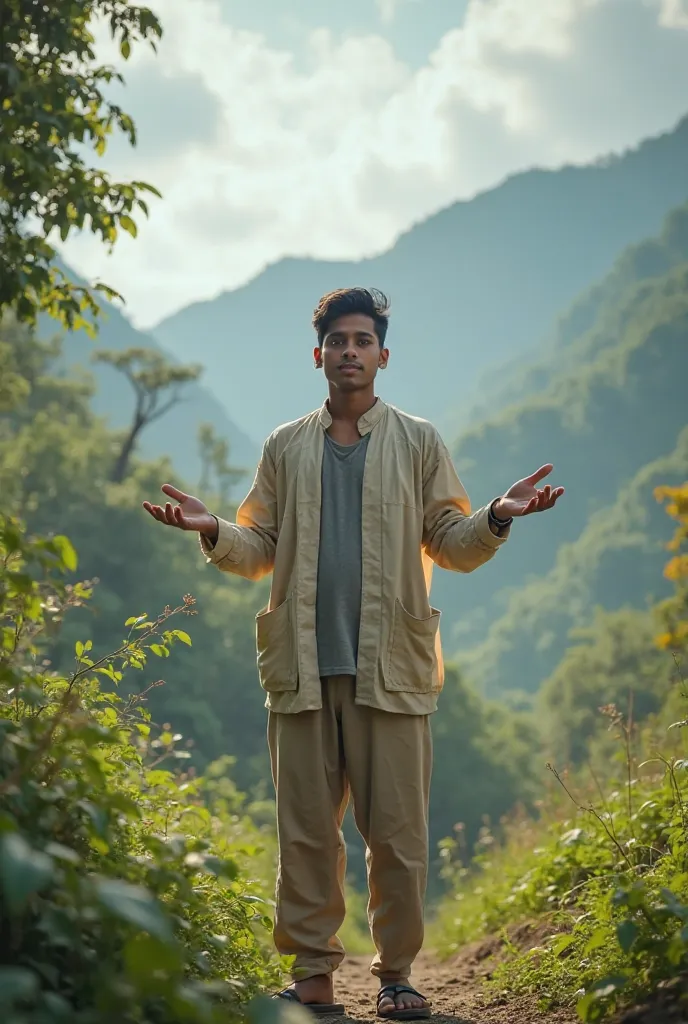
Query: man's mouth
340 364 362 373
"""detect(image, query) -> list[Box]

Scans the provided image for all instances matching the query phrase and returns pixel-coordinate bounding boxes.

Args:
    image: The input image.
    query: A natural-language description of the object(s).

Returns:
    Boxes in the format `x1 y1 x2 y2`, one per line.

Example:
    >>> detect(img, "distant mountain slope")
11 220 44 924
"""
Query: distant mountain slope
429 204 688 696
470 204 688 418
53 287 258 486
152 115 688 444
461 429 688 699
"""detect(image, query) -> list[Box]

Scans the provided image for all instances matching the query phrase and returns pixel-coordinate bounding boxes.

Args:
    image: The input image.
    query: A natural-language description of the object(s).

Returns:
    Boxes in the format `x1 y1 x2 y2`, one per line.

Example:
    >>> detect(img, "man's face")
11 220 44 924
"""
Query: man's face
314 313 389 391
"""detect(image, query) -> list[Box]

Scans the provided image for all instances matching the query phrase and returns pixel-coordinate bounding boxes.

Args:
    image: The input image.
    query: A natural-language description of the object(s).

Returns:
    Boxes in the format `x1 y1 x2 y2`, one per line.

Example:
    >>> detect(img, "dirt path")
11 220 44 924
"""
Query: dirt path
327 947 686 1024
330 945 578 1024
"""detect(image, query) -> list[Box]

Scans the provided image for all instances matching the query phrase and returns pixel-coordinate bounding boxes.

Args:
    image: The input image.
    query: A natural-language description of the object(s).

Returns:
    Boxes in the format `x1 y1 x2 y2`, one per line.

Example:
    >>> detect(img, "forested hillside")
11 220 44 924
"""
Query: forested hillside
152 115 688 443
432 203 688 700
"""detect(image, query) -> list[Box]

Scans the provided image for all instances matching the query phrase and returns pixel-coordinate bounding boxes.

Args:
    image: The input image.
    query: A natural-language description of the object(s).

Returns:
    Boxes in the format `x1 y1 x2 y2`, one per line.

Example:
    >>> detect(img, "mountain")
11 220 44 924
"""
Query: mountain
430 203 688 697
461 429 688 700
152 115 688 446
53 286 258 486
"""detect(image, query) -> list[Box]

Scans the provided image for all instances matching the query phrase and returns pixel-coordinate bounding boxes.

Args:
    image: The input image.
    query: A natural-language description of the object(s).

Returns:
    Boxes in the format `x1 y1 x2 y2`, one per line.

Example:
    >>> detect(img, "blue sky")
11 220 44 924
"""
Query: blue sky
60 0 688 326
213 0 469 68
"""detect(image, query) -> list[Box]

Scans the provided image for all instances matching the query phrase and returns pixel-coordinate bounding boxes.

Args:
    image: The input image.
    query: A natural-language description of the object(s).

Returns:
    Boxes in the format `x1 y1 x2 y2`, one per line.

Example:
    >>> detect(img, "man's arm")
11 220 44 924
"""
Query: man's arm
422 438 509 573
143 439 279 582
421 430 565 572
200 440 278 581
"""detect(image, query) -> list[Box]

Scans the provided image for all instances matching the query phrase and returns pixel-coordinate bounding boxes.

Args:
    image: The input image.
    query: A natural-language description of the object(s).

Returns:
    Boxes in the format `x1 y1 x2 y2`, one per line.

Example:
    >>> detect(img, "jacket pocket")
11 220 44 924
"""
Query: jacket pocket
385 599 441 693
255 597 297 692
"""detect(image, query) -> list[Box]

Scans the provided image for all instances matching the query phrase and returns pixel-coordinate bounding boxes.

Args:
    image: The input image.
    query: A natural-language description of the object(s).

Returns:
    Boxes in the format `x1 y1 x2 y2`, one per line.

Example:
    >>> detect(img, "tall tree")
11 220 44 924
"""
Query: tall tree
95 348 201 483
0 0 162 331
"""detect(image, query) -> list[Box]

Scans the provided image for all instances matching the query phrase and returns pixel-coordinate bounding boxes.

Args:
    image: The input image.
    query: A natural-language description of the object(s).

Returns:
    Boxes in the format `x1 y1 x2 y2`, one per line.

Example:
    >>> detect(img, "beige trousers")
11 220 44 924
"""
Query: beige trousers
267 675 432 982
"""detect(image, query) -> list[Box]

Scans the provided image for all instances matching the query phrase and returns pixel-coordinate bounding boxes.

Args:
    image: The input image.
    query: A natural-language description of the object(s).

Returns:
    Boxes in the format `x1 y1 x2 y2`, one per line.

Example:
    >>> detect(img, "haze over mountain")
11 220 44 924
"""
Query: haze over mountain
152 115 688 445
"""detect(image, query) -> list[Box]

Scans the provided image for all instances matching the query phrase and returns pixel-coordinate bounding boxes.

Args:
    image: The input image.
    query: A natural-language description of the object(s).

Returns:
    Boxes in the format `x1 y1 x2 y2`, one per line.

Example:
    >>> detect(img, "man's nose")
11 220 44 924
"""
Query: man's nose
343 339 358 359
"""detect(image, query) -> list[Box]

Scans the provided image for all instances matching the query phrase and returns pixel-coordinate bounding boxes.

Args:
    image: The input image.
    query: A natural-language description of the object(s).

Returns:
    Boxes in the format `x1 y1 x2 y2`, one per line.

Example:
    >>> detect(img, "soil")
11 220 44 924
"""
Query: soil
317 925 688 1024
330 937 578 1024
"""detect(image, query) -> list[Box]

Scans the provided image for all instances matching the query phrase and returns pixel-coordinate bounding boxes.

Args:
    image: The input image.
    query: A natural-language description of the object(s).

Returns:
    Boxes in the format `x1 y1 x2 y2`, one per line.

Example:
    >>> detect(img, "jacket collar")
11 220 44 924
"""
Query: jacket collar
318 397 386 437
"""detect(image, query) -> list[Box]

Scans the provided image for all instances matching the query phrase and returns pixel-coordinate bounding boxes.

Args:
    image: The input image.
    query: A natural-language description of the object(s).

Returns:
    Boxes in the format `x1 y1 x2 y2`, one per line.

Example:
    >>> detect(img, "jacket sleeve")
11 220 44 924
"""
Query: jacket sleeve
199 439 278 581
422 434 509 573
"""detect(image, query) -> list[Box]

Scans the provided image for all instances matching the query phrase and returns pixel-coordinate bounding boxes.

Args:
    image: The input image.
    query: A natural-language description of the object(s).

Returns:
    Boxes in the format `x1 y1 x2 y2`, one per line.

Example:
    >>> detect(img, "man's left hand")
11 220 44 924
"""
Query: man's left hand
492 464 564 519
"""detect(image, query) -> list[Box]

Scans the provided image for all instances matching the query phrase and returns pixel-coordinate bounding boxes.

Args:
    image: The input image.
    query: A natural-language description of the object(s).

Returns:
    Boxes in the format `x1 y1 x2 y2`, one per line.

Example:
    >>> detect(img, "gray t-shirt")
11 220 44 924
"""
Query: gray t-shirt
316 432 370 678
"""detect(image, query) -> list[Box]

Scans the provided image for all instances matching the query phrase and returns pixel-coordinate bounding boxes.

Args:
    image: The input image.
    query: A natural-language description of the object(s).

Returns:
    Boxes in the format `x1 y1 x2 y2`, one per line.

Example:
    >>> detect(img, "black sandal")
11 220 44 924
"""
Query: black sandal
274 988 346 1017
376 985 431 1020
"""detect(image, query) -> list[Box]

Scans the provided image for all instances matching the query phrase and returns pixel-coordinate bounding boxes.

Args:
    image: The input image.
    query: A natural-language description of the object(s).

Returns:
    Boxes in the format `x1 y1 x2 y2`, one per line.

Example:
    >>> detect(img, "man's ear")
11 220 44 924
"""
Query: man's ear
378 346 390 370
313 345 323 369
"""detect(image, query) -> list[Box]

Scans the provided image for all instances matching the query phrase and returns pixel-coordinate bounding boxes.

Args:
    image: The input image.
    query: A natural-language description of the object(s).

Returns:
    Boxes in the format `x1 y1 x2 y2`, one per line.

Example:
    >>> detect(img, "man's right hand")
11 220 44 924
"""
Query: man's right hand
143 484 219 543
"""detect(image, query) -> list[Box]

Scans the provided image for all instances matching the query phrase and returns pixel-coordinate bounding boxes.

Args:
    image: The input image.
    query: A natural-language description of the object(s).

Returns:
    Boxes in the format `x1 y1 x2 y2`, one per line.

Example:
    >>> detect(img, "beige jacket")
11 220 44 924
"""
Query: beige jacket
201 399 509 715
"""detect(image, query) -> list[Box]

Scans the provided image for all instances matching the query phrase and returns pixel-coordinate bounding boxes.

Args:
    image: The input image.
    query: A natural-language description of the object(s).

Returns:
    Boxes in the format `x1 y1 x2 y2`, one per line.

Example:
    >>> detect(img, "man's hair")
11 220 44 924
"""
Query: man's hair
312 287 390 347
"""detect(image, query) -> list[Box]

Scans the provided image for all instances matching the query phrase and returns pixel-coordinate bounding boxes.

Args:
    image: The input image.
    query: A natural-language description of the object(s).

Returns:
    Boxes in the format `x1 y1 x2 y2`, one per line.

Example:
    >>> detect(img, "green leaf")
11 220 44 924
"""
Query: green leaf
583 928 608 955
616 920 639 953
78 799 109 838
592 975 628 997
126 615 147 626
52 535 78 572
75 641 84 658
44 842 81 866
552 933 577 955
120 37 131 59
95 664 118 682
660 887 688 920
0 966 39 1007
95 878 174 942
0 833 53 912
249 994 298 1024
576 992 603 1023
149 643 169 657
171 629 192 646
576 975 629 1023
120 214 138 237
108 792 142 819
124 932 182 989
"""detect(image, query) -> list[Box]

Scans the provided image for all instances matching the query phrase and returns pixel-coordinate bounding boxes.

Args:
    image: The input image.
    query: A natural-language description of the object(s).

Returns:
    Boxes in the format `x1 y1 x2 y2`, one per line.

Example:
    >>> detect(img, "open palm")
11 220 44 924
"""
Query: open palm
495 464 565 519
143 484 216 534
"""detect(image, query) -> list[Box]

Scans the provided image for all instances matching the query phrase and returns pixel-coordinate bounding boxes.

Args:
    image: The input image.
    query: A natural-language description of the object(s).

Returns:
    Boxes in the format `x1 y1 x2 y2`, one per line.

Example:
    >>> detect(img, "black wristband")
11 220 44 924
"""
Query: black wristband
204 515 219 549
489 499 513 527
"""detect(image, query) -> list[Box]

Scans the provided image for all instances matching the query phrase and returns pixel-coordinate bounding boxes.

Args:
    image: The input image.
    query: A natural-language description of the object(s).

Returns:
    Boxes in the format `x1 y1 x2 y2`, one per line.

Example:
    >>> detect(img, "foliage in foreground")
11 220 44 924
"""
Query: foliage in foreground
0 515 282 1022
1 0 162 330
433 483 688 1022
434 706 688 1021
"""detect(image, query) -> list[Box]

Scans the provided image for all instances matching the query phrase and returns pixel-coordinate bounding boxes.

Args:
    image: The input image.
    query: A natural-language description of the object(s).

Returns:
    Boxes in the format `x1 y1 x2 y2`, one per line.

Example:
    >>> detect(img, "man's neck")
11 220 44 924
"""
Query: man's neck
326 386 377 425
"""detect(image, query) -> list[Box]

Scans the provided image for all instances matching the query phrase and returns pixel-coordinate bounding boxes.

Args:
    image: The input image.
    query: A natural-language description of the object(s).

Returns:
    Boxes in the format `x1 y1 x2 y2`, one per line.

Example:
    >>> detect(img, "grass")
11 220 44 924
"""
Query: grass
430 692 688 1022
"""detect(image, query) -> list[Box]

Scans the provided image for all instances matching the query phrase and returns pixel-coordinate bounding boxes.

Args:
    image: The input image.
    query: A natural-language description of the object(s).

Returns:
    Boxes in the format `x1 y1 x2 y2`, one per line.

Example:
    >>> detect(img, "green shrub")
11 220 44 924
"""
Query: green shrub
0 515 282 1023
432 701 688 1022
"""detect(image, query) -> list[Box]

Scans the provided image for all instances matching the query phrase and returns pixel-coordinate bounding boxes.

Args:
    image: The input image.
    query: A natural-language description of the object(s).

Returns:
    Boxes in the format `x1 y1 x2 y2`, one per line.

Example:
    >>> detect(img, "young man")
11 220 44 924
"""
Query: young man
143 288 564 1020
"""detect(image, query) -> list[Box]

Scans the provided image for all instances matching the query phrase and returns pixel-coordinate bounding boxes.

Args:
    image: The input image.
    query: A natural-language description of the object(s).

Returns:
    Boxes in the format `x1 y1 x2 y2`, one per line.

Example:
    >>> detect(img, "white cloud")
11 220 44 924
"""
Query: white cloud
58 0 688 327
661 0 688 28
